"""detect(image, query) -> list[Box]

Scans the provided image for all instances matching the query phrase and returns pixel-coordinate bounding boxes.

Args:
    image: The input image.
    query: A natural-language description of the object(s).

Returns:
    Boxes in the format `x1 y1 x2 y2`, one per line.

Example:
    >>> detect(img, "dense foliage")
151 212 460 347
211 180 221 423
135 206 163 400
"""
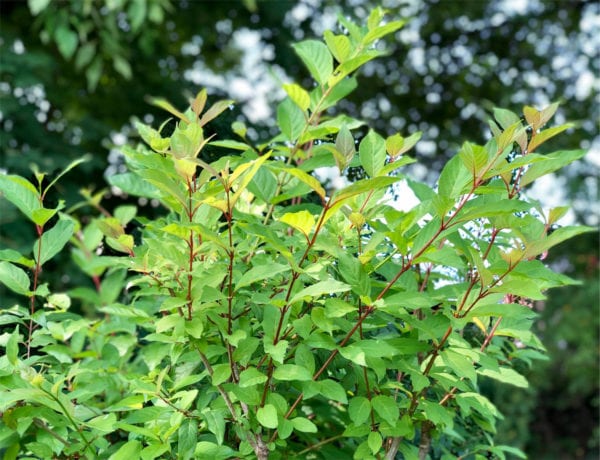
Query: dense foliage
0 9 593 459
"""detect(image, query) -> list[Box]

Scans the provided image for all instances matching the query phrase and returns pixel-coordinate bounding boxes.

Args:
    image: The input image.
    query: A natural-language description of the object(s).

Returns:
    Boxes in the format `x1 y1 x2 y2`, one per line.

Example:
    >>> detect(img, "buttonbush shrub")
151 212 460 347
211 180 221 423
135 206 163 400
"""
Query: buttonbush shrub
0 8 591 460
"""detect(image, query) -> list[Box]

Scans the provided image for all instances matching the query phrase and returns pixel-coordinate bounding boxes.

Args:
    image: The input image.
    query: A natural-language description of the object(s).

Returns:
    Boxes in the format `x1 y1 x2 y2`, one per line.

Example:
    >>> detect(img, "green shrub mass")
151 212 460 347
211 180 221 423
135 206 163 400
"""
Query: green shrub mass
0 8 592 460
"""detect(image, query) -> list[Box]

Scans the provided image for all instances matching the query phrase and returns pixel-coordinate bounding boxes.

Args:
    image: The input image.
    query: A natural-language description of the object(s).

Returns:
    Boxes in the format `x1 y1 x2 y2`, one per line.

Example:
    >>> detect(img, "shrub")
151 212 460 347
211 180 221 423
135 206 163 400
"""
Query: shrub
0 8 591 460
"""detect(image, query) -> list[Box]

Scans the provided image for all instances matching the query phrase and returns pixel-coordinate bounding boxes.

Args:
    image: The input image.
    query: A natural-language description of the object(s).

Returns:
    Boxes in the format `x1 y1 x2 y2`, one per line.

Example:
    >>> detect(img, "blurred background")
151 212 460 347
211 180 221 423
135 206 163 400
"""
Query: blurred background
0 0 598 457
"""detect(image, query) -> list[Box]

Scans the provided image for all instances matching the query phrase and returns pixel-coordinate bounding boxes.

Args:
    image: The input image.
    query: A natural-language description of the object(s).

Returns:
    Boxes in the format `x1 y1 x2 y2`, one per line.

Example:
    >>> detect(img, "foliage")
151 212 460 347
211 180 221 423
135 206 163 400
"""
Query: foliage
0 9 592 459
27 0 172 90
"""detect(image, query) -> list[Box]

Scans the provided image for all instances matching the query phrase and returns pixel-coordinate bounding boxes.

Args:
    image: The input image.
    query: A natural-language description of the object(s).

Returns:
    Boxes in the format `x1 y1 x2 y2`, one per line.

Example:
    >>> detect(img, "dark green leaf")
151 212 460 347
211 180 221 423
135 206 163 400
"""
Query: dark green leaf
33 219 75 266
177 419 198 460
349 396 371 425
372 395 399 424
55 26 78 60
0 175 40 221
0 261 30 296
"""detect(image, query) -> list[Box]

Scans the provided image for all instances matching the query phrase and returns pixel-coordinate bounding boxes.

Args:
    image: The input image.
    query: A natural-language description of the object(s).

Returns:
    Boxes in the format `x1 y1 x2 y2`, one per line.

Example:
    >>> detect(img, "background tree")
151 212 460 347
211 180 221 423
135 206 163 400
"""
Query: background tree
1 0 597 457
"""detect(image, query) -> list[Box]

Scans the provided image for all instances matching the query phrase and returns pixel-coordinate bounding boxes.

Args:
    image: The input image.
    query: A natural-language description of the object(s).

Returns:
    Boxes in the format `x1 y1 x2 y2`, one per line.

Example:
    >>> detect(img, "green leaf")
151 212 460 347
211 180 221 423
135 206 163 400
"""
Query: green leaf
290 279 351 304
236 263 290 291
455 392 499 420
0 261 30 296
264 340 288 364
292 40 333 85
319 77 358 111
239 367 268 387
55 26 78 60
33 219 75 266
109 440 142 460
178 418 198 460
368 431 383 455
335 124 355 170
171 122 203 158
520 149 587 187
291 417 318 433
86 57 103 91
332 50 383 84
372 395 399 424
28 0 51 15
185 316 204 339
279 210 315 238
146 97 191 123
340 339 399 366
113 55 132 79
199 99 234 127
362 20 406 45
230 153 271 208
524 102 559 131
128 0 147 32
257 404 278 429
323 31 351 63
278 166 326 199
332 176 400 204
283 83 310 111
209 140 251 151
527 224 594 259
386 131 421 158
273 364 313 381
478 367 528 388
194 442 236 458
325 298 358 318
141 444 169 460
45 157 90 196
458 142 488 176
349 396 371 424
318 379 347 403
419 400 455 427
108 173 162 199
248 167 277 203
438 154 472 198
277 98 306 141
86 413 117 433
6 326 19 364
493 107 521 130
294 344 315 374
0 174 40 221
529 123 574 151
441 348 476 384
211 364 231 386
199 411 225 447
359 129 386 177
74 42 96 70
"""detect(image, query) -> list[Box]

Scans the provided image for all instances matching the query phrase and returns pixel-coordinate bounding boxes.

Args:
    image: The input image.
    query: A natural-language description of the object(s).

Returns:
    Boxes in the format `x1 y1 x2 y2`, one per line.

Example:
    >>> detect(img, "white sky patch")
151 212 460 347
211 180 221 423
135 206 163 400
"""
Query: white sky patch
575 70 596 101
313 166 350 190
387 179 419 212
12 39 25 54
183 28 284 123
585 138 600 169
